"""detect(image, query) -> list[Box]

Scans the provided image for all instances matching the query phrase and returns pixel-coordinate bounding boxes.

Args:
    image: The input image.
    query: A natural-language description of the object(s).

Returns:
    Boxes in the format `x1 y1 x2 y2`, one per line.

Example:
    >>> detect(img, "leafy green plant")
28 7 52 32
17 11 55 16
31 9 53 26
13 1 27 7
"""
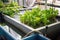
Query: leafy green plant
41 8 58 25
20 7 58 28
0 0 4 8
7 2 18 7
0 1 21 17
20 8 41 28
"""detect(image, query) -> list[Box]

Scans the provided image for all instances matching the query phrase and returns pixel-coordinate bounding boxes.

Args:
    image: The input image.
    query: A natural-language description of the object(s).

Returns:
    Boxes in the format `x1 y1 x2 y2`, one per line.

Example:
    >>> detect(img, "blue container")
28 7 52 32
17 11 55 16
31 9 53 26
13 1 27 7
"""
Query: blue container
0 26 16 40
23 34 50 40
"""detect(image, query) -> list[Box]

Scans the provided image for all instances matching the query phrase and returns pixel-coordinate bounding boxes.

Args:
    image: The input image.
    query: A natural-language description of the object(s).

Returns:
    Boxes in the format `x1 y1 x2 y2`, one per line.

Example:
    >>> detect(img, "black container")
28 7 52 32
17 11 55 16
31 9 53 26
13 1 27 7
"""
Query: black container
39 22 60 40
0 12 5 23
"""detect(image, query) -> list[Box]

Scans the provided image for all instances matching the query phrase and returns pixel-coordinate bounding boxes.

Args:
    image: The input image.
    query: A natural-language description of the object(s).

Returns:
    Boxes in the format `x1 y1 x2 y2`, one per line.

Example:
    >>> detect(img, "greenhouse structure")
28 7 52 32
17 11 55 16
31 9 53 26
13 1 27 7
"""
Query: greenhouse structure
0 0 60 40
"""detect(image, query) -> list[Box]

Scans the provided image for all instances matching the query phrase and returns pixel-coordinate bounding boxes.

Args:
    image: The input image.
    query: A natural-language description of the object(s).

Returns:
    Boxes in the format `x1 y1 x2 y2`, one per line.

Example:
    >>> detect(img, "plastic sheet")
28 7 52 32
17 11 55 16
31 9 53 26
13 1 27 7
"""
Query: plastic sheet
0 26 16 40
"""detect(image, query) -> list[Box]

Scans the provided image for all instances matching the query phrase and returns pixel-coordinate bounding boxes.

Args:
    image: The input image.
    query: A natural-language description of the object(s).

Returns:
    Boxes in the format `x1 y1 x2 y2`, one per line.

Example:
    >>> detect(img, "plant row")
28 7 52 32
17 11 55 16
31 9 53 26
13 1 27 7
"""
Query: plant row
0 0 21 17
20 7 58 28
